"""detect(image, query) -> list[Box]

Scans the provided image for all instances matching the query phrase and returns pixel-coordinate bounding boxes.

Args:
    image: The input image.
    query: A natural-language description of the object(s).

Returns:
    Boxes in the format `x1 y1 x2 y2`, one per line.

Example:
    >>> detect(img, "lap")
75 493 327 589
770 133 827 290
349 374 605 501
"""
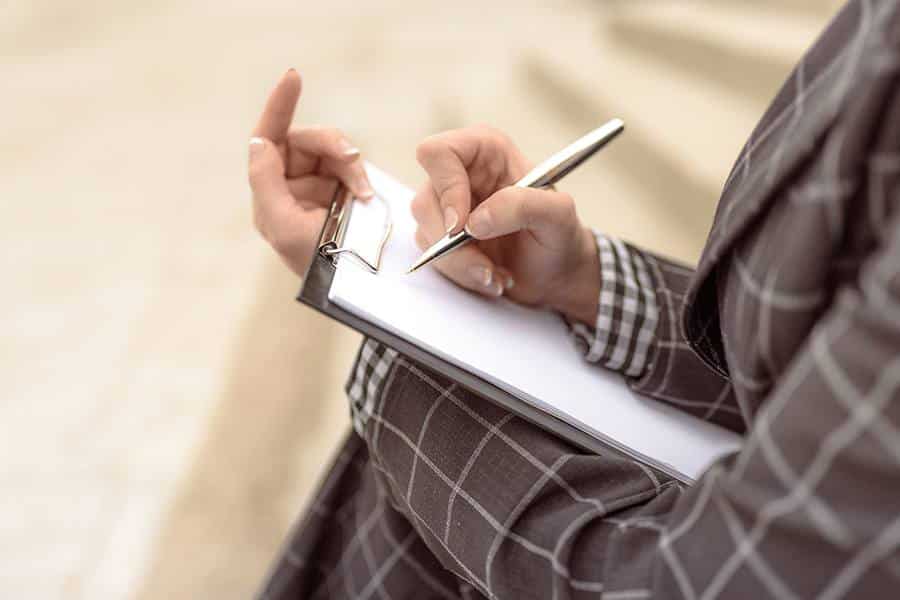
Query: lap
260 348 680 599
258 430 477 600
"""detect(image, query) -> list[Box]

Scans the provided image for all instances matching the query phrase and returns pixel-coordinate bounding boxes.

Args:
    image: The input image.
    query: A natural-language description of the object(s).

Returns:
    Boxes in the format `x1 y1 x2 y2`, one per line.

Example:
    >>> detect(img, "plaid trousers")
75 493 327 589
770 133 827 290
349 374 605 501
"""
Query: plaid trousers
261 348 684 600
260 1 900 598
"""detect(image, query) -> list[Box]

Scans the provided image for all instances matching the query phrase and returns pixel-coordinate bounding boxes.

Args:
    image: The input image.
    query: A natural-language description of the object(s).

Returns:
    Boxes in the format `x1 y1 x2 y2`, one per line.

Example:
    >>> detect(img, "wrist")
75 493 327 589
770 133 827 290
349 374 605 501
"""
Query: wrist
547 228 600 326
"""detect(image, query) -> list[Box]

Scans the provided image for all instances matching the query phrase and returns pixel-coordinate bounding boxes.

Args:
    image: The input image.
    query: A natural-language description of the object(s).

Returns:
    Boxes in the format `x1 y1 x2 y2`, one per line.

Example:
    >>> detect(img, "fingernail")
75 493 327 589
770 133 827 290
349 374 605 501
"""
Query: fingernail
249 137 265 159
504 275 515 290
469 265 493 288
356 176 375 199
339 138 361 158
444 206 458 233
467 209 491 238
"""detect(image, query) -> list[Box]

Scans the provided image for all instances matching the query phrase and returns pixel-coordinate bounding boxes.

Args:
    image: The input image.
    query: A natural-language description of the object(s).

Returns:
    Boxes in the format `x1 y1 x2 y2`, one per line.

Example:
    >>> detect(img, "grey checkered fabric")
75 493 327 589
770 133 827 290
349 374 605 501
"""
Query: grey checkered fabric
261 1 900 598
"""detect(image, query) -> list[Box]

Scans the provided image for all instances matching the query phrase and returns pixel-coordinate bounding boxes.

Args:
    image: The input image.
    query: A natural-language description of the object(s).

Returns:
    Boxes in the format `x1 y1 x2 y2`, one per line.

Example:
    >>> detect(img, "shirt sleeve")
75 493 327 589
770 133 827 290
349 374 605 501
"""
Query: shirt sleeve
567 232 660 378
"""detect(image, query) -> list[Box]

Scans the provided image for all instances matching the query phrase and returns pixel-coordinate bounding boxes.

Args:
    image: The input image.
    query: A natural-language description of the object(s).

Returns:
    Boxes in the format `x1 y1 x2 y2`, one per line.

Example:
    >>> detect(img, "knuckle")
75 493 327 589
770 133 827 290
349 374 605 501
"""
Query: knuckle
473 123 496 137
487 149 507 180
557 192 576 213
416 130 459 162
416 136 440 162
308 125 341 145
324 126 345 145
475 123 507 145
293 124 324 143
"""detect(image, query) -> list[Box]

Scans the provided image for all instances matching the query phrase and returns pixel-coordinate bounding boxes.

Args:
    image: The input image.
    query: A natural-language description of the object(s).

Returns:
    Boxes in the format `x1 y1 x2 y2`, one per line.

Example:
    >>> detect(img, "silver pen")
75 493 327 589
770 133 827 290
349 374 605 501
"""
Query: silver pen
407 118 625 274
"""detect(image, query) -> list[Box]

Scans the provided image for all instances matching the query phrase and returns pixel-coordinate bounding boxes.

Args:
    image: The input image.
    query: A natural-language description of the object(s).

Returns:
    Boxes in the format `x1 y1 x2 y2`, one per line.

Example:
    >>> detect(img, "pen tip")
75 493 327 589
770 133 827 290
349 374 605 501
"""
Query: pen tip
406 254 431 274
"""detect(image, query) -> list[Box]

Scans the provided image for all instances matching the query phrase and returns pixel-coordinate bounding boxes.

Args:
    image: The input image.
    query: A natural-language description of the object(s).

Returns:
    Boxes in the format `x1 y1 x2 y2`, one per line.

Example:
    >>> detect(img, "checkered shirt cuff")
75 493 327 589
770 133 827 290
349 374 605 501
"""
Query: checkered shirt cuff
568 232 660 378
345 338 399 437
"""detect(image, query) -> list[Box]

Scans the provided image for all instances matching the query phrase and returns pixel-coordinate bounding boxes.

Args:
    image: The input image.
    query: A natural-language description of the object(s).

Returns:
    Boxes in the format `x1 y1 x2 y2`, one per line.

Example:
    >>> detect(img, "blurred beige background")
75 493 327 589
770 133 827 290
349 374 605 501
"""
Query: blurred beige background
1 1 842 598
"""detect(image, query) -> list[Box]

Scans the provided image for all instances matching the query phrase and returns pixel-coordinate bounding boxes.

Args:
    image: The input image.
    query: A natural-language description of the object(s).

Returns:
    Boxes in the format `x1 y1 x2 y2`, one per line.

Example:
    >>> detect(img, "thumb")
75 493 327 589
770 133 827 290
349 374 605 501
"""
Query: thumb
465 186 579 248
248 136 292 219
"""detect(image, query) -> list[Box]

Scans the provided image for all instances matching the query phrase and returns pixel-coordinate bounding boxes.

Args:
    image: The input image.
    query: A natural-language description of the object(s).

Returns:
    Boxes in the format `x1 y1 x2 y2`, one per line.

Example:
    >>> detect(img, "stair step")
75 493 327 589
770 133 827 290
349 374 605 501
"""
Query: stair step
600 2 830 106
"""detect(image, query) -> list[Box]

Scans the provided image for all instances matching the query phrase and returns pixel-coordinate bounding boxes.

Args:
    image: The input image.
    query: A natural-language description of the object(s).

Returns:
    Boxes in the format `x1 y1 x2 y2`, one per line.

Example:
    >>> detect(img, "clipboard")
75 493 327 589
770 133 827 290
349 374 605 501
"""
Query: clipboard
297 167 741 484
299 185 655 473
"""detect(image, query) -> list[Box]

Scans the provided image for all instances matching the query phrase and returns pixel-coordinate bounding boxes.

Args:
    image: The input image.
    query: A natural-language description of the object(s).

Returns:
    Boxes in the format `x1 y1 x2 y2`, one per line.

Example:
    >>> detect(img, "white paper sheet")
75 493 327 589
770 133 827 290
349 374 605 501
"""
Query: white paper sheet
328 164 741 481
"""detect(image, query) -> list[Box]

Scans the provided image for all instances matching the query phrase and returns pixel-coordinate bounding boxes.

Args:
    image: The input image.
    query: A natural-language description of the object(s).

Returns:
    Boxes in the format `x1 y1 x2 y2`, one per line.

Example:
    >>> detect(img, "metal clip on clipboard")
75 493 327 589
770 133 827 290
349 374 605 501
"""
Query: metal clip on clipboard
317 183 392 274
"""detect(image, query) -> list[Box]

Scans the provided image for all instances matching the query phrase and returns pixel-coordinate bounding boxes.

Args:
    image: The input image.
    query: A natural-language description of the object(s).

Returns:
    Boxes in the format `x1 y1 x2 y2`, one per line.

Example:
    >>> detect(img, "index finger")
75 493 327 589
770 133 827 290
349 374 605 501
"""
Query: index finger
253 69 302 143
415 131 478 234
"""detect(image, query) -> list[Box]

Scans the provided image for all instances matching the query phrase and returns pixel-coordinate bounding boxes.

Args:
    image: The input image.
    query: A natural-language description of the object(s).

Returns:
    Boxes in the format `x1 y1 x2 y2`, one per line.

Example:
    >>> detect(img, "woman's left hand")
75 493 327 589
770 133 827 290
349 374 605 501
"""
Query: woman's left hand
249 69 374 277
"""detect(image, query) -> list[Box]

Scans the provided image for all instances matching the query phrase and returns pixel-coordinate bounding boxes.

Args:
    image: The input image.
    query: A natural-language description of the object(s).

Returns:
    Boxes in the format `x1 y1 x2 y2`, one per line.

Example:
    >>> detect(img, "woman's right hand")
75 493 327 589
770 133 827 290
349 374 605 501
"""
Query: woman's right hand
248 69 374 277
411 127 601 325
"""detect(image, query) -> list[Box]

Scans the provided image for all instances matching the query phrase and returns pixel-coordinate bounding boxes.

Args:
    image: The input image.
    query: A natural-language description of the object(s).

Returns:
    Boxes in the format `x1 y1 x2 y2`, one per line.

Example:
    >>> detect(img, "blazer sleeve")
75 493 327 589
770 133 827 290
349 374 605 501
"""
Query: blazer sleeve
612 209 900 599
571 233 742 433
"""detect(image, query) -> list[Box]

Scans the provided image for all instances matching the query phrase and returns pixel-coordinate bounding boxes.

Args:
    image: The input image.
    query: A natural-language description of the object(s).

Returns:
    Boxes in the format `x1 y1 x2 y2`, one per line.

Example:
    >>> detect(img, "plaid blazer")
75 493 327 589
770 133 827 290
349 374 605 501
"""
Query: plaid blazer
261 1 900 598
